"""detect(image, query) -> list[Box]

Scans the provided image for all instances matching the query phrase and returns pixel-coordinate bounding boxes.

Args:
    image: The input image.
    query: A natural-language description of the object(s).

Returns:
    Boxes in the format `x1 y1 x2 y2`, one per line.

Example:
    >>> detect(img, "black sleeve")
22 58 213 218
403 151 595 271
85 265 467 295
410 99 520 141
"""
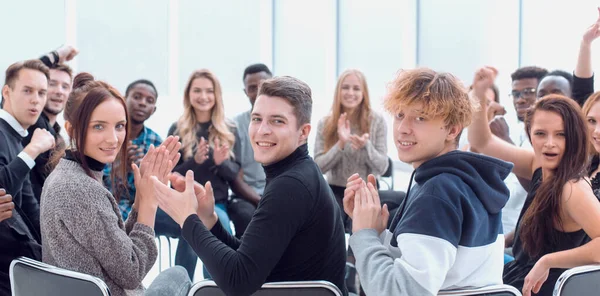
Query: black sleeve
20 177 40 235
572 73 594 106
181 176 312 296
39 51 59 68
0 142 32 198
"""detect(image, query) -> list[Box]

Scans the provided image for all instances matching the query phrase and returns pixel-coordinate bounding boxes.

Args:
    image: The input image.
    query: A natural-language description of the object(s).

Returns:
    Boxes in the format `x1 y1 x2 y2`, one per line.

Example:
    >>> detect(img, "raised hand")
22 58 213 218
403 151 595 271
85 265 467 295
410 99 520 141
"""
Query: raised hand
194 137 209 164
153 170 203 227
351 179 389 234
349 133 369 150
56 45 79 63
343 174 377 219
583 7 600 45
156 136 181 183
213 138 230 166
471 66 498 105
23 128 56 159
168 172 216 224
337 113 351 148
132 145 171 210
0 189 14 222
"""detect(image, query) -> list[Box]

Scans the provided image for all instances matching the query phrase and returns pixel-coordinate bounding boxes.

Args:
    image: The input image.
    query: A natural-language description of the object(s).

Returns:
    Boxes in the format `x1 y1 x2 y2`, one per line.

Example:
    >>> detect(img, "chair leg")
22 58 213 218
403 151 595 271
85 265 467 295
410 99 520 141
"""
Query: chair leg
167 237 173 268
157 236 162 272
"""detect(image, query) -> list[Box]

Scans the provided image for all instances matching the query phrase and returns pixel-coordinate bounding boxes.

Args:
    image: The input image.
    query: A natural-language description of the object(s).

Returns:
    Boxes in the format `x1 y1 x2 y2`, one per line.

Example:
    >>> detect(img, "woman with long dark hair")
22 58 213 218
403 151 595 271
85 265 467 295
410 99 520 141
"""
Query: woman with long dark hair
41 73 190 296
468 67 600 296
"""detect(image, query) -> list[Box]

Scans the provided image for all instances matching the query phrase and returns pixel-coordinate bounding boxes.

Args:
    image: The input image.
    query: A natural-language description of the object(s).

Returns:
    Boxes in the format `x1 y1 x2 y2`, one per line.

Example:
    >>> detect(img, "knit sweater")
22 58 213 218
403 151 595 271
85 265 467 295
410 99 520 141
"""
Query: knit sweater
40 158 157 296
314 112 388 187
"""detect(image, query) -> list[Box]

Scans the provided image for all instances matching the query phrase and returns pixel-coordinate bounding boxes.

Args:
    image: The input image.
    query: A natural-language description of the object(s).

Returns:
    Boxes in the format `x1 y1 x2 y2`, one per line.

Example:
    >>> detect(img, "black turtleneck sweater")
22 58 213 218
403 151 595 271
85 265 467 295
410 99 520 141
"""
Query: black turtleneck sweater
168 122 240 204
182 144 348 296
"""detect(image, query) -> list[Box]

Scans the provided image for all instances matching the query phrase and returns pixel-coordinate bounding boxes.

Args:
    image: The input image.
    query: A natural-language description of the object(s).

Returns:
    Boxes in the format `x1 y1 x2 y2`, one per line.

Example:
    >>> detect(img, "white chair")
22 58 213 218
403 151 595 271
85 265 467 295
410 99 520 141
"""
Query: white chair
187 280 342 296
553 264 600 296
438 284 522 296
9 256 110 296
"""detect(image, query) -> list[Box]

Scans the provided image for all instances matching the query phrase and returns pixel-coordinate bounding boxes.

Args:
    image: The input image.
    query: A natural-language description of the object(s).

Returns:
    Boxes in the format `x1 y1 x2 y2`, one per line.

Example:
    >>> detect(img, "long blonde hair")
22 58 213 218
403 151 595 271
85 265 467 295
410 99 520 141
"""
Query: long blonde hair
176 69 235 160
323 69 372 151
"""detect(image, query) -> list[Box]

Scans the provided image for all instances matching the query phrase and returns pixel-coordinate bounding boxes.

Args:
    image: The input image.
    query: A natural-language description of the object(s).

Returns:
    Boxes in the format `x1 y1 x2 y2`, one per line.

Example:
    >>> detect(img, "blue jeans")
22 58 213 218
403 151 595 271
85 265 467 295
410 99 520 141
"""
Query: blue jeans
202 202 232 279
146 266 191 296
154 208 198 280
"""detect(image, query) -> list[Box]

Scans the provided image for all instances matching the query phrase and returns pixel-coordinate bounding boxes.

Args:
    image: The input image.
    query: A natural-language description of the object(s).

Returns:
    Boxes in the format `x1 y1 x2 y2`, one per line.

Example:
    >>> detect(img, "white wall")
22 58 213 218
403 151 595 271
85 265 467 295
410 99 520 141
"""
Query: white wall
2 0 599 159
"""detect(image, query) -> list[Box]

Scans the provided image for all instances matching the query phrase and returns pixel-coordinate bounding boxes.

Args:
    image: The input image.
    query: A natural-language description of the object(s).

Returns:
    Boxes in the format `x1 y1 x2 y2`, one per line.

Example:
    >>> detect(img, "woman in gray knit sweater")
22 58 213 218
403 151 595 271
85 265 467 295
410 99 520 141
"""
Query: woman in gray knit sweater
314 69 389 230
40 73 190 296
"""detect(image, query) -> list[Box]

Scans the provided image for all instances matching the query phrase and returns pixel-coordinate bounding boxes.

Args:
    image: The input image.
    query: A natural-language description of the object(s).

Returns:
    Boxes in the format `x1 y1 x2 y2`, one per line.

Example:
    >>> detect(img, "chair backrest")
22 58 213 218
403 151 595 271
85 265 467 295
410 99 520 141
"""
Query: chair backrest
10 256 110 296
438 284 522 296
553 264 600 296
188 280 342 296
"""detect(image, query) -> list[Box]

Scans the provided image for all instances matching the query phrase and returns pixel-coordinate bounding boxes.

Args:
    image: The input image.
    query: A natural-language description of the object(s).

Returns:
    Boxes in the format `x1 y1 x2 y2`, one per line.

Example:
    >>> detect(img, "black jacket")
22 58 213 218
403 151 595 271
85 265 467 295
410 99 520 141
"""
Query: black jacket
0 119 42 296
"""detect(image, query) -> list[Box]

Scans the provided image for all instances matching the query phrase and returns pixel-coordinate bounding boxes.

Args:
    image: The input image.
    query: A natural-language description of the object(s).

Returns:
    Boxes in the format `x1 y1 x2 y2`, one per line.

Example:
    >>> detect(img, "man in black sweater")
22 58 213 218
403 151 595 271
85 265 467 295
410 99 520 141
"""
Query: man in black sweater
23 63 73 202
0 59 56 295
153 76 348 296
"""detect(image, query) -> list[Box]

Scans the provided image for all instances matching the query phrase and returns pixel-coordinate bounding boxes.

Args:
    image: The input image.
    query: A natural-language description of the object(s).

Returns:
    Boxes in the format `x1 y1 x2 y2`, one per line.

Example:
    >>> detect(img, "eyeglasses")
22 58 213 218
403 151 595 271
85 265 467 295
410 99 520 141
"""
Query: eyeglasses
509 88 537 99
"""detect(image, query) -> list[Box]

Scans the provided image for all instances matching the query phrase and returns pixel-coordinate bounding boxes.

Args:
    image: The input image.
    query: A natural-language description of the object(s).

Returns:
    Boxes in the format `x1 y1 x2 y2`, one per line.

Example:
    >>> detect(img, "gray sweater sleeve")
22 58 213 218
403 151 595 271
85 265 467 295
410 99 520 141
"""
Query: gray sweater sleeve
349 229 434 296
313 118 343 173
364 114 388 175
62 192 157 290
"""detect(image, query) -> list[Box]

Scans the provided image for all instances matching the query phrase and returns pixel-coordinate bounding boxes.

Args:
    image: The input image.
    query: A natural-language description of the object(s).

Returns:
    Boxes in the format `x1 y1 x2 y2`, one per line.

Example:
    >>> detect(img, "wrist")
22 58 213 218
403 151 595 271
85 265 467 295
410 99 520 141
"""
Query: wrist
23 145 41 160
539 254 552 268
201 211 218 229
581 39 593 48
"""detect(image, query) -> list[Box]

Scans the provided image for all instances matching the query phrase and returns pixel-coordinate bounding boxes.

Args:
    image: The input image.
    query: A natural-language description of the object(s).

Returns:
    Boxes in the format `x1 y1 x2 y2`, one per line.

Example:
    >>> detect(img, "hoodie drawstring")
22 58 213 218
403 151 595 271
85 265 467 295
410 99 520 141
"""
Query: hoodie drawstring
389 169 416 247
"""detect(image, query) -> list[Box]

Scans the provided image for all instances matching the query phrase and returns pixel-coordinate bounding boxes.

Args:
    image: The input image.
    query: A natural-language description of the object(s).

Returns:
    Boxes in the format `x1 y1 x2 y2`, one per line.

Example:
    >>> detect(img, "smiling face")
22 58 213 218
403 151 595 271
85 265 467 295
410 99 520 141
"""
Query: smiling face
45 69 71 116
529 110 565 172
586 101 600 154
83 98 127 164
188 77 215 117
249 94 310 166
393 102 461 169
339 74 364 112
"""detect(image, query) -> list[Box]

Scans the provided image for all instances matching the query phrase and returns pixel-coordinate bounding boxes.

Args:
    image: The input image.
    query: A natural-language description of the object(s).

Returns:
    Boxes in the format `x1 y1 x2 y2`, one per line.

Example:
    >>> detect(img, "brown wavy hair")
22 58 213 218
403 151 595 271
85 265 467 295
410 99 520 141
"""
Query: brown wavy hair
322 69 371 151
49 72 129 201
520 95 589 258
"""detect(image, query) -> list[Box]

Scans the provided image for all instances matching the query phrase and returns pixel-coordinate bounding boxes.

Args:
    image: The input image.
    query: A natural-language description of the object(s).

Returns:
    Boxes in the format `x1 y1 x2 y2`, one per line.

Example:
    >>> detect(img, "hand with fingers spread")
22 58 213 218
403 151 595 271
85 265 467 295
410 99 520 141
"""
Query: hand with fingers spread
583 7 600 45
213 138 230 166
337 113 351 148
351 179 390 234
194 137 210 164
0 189 14 222
522 257 550 296
349 133 369 150
169 172 218 228
154 136 181 183
132 145 172 210
153 170 211 228
343 174 378 219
